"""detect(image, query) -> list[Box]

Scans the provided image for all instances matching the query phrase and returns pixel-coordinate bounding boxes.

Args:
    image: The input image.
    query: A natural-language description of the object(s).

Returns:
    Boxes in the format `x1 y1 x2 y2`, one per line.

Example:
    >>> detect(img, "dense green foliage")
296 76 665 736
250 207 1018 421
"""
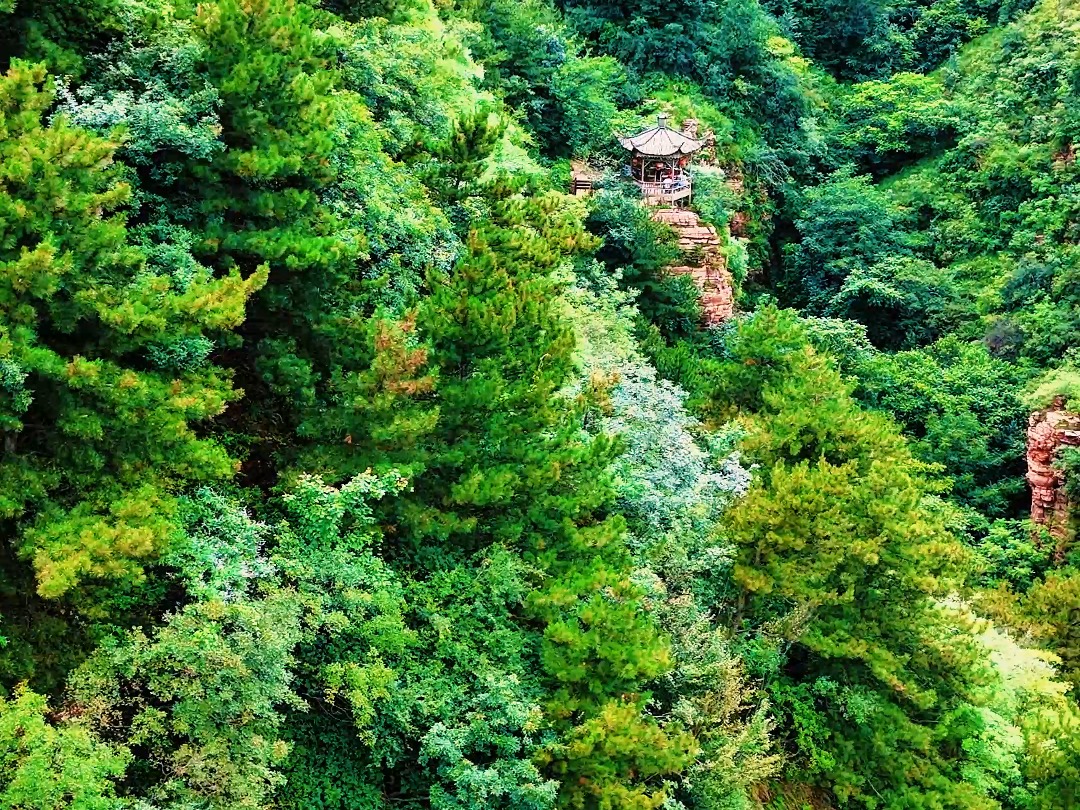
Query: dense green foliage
3 0 1080 808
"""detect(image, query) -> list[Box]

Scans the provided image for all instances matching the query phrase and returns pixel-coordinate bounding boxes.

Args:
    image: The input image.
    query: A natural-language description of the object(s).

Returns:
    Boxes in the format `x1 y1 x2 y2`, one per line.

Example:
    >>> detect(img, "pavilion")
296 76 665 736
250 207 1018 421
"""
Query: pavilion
618 113 703 205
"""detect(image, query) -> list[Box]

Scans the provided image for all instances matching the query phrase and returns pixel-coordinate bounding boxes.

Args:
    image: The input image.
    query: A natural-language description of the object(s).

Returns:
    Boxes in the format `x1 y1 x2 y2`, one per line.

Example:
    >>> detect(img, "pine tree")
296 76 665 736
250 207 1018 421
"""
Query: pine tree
181 0 450 484
178 5 692 801
1020 571 1080 691
0 60 260 601
372 189 692 807
0 0 119 77
186 0 355 459
717 307 998 808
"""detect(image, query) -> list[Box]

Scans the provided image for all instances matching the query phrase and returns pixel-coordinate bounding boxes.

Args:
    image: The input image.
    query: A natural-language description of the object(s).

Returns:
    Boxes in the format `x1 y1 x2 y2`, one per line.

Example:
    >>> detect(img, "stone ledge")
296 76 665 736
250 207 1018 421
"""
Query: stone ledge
1027 405 1080 549
651 208 734 326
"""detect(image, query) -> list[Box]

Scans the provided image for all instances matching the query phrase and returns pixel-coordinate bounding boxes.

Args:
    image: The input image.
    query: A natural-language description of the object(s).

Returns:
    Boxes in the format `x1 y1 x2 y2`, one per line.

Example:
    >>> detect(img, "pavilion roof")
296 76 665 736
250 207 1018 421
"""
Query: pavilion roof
617 115 703 158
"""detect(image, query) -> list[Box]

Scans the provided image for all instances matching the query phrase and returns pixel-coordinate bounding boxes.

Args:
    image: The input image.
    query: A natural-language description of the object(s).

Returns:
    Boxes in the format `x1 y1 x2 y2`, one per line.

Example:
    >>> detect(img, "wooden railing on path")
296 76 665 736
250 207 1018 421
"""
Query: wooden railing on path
635 179 692 203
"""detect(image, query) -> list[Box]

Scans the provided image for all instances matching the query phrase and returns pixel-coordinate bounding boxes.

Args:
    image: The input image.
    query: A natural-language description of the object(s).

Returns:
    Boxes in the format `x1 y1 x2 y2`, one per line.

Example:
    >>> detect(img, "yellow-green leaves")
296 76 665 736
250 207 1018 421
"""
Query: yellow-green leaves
0 684 128 810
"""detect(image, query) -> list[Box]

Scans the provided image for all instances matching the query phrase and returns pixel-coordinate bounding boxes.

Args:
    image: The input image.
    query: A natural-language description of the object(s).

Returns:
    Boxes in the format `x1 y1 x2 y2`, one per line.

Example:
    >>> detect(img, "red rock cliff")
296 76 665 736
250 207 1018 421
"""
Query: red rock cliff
1027 398 1080 547
651 208 734 326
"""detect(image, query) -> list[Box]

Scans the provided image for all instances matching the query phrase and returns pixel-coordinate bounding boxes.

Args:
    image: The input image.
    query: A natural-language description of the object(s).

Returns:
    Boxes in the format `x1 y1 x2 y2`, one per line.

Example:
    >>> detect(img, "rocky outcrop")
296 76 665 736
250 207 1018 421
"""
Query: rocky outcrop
652 208 734 326
1027 397 1080 546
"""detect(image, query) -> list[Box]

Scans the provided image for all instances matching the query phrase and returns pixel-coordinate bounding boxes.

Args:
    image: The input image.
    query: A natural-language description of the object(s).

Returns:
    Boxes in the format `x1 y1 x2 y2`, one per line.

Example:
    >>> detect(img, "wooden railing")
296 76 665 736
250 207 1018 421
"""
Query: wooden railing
635 179 692 203
571 176 595 196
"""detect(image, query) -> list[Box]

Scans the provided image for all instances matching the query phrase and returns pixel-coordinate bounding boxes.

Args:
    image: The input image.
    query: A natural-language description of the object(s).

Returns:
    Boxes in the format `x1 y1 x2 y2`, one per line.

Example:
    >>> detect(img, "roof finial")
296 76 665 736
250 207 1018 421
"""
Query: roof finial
658 113 670 129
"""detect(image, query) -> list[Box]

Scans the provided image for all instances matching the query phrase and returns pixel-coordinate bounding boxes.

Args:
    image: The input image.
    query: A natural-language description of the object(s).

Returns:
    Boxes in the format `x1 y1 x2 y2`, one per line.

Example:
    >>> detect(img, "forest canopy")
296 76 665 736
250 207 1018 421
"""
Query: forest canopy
1 0 1079 809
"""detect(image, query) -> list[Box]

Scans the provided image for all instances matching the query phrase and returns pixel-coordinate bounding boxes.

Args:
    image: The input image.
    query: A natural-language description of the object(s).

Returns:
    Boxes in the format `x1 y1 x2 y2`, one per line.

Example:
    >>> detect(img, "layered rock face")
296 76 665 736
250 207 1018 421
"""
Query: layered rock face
651 208 734 326
1027 398 1080 545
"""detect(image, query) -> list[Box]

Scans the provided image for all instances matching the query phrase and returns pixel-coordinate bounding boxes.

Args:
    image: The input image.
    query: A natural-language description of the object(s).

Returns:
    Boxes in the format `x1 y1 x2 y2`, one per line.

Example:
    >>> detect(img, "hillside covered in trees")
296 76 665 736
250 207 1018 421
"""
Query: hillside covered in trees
1 0 1080 807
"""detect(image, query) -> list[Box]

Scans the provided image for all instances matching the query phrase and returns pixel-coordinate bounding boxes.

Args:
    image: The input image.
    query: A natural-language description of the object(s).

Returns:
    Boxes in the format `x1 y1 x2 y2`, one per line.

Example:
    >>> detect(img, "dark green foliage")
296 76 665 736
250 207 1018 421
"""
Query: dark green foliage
0 0 120 76
781 170 967 349
781 171 908 314
853 338 1033 518
834 0 1080 365
763 0 1037 81
560 0 816 169
551 56 629 158
456 0 639 158
765 0 909 81
972 519 1053 591
560 0 717 74
457 0 570 147
71 592 304 808
321 0 428 22
417 105 506 216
